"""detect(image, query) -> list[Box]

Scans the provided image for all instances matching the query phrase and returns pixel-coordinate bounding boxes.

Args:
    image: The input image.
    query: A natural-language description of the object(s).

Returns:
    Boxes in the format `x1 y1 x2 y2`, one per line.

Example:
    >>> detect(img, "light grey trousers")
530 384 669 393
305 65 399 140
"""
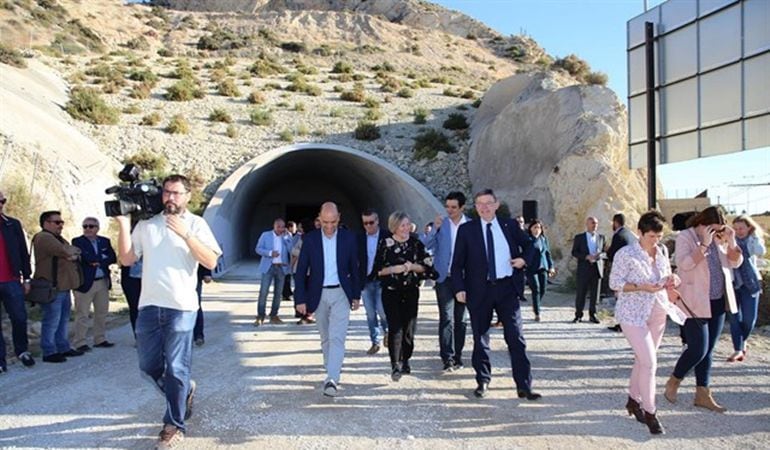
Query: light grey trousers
314 287 351 384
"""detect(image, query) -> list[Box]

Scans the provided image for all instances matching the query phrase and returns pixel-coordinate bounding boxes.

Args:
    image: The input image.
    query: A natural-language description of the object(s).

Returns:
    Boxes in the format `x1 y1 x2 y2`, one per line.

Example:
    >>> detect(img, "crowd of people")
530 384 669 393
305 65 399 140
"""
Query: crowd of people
0 181 766 446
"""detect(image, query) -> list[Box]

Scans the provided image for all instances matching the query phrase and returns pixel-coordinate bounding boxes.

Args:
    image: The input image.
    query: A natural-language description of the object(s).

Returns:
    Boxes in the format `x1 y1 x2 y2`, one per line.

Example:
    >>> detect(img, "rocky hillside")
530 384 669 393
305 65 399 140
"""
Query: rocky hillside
0 0 630 265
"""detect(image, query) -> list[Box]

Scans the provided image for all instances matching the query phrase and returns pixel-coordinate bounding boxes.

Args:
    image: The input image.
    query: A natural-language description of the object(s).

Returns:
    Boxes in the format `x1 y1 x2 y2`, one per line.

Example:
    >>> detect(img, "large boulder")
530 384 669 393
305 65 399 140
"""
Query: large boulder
469 72 648 268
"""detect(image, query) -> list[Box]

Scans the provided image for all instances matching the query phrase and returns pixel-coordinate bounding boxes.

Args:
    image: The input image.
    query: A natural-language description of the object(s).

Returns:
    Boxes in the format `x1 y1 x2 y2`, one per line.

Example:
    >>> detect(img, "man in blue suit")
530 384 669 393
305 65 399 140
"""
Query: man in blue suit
295 202 361 398
72 217 117 352
254 218 293 325
357 208 390 355
451 189 541 400
422 191 470 372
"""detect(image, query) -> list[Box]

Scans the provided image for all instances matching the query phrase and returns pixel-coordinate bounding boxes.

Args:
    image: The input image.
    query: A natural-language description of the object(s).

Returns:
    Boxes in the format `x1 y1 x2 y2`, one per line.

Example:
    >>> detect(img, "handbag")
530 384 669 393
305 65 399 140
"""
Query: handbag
26 255 58 305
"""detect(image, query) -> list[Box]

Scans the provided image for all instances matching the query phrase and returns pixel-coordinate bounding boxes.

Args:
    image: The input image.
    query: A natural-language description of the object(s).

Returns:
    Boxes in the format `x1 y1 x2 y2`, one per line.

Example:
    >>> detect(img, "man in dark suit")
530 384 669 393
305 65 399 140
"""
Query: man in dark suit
606 213 638 332
72 217 117 352
295 202 361 398
357 208 390 355
571 216 606 324
0 190 35 370
451 189 541 400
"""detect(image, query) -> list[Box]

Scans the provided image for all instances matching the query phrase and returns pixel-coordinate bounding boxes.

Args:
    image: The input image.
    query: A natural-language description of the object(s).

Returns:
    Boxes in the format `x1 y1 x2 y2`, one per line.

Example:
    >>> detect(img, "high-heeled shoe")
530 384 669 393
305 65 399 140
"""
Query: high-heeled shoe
644 410 665 435
625 396 645 423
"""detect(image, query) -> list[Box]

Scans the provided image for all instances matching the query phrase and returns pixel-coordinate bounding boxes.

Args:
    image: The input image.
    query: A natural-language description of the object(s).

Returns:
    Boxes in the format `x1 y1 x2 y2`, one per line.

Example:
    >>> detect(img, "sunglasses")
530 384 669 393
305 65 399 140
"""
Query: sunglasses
82 224 98 229
0 199 6 204
47 220 65 225
363 221 377 226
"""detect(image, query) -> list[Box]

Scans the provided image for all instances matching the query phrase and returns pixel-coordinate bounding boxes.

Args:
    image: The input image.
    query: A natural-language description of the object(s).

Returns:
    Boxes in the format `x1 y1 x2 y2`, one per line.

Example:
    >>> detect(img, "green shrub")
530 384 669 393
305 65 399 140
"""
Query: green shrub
413 107 428 124
371 61 395 73
280 42 306 53
249 54 286 77
296 64 318 75
125 36 150 51
363 108 382 122
250 108 273 126
0 42 26 68
294 101 306 112
304 84 322 96
122 104 141 114
379 76 401 93
139 112 162 126
197 28 253 50
217 78 241 97
442 87 459 97
247 90 266 104
354 121 380 141
471 98 482 108
65 87 120 125
585 71 609 86
413 129 455 160
226 124 238 139
443 113 469 130
461 90 476 99
296 123 310 136
128 69 158 86
210 67 228 83
332 61 353 74
129 82 152 99
397 87 414 98
340 82 366 103
157 47 173 57
166 114 190 134
364 97 380 109
165 78 204 101
313 44 333 57
209 108 232 123
278 129 294 142
552 54 591 80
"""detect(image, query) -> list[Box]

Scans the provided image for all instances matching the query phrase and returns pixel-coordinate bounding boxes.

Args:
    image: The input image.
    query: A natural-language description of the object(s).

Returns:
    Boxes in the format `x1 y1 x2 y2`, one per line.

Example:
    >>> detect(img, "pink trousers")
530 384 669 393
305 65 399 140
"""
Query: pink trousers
622 302 667 413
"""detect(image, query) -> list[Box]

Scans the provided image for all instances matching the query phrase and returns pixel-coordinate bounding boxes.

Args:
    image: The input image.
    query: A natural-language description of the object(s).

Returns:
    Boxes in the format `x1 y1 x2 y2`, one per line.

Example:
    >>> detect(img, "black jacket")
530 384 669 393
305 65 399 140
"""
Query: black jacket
0 214 31 280
357 228 391 282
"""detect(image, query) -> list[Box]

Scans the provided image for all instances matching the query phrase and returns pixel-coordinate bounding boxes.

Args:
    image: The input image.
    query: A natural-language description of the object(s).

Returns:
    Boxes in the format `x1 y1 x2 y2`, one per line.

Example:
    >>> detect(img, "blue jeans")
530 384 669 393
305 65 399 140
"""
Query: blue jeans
673 298 726 387
361 280 387 345
40 291 72 357
435 277 467 364
136 305 196 432
730 286 760 352
257 265 285 317
0 281 29 366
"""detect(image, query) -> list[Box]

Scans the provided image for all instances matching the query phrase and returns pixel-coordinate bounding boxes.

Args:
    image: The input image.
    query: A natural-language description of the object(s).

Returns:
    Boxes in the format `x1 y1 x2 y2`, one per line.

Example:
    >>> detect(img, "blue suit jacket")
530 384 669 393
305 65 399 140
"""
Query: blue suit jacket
72 235 117 292
255 230 293 275
422 215 469 283
294 228 361 313
450 217 529 304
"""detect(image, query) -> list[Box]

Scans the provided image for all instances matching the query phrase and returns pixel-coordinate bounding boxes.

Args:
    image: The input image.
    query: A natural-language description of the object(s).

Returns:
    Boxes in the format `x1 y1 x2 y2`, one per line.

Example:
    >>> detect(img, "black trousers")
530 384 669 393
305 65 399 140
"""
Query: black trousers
382 286 419 369
282 274 293 299
574 266 600 318
120 266 141 336
468 277 532 391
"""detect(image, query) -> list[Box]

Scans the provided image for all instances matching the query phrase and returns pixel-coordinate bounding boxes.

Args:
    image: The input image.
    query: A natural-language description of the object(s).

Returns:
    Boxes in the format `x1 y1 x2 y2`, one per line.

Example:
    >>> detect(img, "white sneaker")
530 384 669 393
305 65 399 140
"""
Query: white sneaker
156 424 184 450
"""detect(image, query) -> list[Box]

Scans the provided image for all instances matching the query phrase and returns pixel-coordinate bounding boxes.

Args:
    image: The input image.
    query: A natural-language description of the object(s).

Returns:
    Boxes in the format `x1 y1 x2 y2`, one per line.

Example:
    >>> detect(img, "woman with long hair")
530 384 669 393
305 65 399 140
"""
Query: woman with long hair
609 211 679 435
727 215 766 362
664 206 743 413
523 220 555 322
374 211 437 381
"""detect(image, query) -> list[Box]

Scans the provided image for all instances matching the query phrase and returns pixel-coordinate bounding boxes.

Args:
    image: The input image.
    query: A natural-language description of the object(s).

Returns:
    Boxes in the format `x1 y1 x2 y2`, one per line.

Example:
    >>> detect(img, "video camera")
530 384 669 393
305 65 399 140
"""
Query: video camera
104 164 163 220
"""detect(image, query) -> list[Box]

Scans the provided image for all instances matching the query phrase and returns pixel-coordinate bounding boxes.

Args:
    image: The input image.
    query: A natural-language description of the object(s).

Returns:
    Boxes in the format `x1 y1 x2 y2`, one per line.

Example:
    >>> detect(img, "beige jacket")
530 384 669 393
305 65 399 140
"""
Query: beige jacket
32 231 83 290
675 228 743 318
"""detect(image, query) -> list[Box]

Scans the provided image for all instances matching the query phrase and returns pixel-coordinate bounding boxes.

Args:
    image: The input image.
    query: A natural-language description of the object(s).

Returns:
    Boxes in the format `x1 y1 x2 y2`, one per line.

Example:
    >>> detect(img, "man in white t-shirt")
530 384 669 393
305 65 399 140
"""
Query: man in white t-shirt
116 174 221 450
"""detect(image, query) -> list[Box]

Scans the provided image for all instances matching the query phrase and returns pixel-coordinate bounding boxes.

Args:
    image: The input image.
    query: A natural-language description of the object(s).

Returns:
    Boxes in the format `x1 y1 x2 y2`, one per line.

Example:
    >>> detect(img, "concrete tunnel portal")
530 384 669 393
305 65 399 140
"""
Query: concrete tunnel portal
204 144 444 274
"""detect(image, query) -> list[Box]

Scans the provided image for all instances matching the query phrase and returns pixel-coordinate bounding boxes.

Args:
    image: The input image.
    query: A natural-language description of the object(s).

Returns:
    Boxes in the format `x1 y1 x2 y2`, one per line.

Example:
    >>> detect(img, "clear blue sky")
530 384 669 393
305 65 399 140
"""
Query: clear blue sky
433 0 769 215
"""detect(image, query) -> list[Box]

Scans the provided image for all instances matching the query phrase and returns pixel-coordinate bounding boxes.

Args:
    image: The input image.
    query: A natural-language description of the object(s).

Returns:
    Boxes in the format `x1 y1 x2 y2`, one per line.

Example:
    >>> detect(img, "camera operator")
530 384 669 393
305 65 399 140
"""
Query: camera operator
115 174 221 449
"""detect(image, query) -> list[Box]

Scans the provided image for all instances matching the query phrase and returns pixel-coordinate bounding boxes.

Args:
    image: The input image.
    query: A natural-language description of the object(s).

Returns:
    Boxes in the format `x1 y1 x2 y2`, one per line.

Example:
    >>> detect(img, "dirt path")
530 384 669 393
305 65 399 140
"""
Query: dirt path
1 277 768 449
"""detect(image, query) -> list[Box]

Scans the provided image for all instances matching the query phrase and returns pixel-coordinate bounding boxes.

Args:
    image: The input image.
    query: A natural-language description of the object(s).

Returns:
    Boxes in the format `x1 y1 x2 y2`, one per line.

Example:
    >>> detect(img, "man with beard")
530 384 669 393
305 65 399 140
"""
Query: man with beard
116 174 221 449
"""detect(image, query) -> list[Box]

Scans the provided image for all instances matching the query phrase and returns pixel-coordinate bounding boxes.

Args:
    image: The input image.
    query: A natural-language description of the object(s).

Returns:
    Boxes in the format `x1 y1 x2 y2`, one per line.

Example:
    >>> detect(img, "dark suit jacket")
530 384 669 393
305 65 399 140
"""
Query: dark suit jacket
357 228 391 282
294 228 361 313
571 232 607 279
450 217 529 305
0 214 31 280
73 235 117 292
607 226 638 262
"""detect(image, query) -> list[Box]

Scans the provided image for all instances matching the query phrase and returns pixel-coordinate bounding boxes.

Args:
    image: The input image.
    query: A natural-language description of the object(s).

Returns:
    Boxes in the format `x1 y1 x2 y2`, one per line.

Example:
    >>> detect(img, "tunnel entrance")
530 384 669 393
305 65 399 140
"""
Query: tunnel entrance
204 144 443 275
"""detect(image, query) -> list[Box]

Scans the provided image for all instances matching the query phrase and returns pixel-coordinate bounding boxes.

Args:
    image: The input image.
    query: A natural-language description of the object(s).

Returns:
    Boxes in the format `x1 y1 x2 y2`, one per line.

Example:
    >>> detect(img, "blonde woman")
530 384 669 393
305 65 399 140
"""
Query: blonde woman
728 215 766 362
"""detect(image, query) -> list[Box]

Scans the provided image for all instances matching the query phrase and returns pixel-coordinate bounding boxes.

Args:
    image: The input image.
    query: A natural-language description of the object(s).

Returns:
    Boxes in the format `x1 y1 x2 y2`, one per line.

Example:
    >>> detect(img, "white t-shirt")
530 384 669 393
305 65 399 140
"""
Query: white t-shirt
132 211 222 311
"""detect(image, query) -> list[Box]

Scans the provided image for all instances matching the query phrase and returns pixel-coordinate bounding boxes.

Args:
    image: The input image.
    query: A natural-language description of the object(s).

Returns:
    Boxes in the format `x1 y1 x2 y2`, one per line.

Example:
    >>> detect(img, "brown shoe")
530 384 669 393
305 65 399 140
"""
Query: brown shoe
366 343 381 355
156 424 184 449
253 316 265 327
694 386 726 413
492 320 503 328
269 316 284 324
664 375 682 404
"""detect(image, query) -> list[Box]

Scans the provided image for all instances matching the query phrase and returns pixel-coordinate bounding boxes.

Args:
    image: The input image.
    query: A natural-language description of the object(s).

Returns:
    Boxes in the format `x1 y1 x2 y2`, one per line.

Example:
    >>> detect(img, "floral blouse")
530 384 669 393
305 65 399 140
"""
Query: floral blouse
373 236 438 290
609 242 674 327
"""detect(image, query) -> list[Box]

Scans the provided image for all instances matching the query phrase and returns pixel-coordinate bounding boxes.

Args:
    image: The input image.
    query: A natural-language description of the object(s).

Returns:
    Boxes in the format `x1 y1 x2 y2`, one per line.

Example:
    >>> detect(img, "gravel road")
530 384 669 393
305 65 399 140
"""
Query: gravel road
1 274 768 449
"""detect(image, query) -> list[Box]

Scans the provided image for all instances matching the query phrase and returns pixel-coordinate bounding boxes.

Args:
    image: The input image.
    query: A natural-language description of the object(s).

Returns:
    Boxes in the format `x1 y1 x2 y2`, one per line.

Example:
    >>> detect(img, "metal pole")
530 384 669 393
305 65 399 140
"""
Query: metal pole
645 21 656 210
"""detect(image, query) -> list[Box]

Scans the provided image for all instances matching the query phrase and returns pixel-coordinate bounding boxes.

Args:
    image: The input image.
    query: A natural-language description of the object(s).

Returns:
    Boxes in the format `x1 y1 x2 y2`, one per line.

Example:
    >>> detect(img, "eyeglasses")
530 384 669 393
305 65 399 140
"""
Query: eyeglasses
362 221 376 226
475 201 497 207
0 199 6 204
163 189 188 197
82 224 98 229
47 220 65 225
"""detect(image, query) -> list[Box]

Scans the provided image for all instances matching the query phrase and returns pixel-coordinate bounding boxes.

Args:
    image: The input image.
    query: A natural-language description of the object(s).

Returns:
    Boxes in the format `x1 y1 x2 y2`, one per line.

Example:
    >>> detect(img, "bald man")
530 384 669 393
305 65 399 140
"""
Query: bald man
294 202 361 397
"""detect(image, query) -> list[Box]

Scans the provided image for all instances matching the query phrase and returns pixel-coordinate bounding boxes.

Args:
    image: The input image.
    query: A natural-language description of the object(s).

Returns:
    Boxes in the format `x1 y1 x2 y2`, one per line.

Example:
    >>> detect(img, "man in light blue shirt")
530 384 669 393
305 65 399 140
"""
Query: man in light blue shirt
254 218 293 325
357 209 390 355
